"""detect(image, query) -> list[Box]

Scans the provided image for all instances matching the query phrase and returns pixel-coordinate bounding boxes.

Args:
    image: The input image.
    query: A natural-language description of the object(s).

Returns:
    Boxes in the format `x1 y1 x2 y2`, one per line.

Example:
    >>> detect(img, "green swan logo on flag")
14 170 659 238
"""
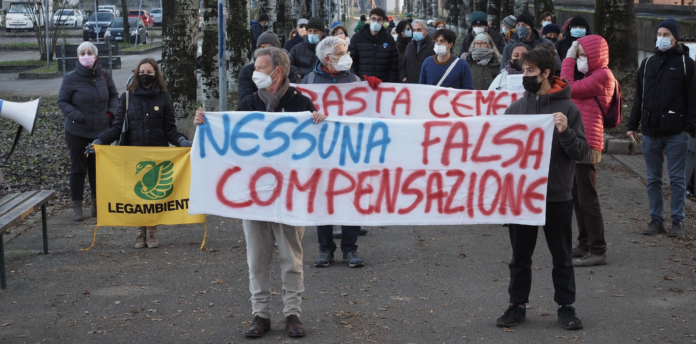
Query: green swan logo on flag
134 160 174 201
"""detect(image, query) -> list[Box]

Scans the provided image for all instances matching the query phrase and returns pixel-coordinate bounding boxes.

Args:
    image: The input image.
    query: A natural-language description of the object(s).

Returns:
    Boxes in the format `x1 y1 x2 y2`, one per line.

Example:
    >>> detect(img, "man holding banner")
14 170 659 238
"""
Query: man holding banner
496 49 587 331
194 47 326 338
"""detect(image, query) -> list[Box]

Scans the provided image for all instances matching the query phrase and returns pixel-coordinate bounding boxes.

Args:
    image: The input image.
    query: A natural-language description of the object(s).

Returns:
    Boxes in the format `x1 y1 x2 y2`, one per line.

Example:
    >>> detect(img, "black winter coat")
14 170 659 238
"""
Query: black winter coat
628 44 696 137
399 36 435 83
250 20 265 49
97 86 186 147
58 60 120 139
459 27 506 58
238 85 317 113
289 41 321 78
237 61 303 103
283 33 305 52
348 24 399 82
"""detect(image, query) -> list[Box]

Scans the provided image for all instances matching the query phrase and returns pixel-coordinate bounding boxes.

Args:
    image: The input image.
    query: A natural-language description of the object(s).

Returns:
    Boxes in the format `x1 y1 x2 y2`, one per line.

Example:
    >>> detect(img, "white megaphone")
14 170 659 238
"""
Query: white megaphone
0 98 40 135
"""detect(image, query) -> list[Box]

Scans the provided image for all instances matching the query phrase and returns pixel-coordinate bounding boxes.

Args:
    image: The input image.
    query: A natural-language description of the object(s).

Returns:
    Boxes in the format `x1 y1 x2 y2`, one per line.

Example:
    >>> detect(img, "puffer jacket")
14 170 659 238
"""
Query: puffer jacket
250 20 265 49
467 55 501 90
301 60 361 84
501 28 561 72
628 43 696 137
505 76 588 202
57 60 120 139
289 41 321 78
237 60 303 103
348 24 399 82
561 34 614 153
399 35 435 83
97 86 186 147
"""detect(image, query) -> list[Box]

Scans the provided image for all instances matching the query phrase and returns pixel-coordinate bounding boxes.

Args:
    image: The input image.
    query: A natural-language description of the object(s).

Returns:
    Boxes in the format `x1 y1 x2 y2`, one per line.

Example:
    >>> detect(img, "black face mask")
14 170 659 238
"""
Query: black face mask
511 59 522 71
547 36 558 43
138 74 156 87
522 75 543 94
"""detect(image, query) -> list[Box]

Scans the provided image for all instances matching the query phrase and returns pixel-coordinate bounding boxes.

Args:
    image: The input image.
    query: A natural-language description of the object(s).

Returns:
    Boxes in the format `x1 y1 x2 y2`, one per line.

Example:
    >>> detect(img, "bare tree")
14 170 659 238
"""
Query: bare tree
473 0 486 11
200 0 219 111
488 0 501 30
258 0 277 33
594 0 637 83
514 0 528 14
534 0 554 24
161 0 199 138
500 0 514 19
227 0 252 93
120 0 130 44
445 0 465 35
22 0 70 61
275 0 294 45
431 0 438 19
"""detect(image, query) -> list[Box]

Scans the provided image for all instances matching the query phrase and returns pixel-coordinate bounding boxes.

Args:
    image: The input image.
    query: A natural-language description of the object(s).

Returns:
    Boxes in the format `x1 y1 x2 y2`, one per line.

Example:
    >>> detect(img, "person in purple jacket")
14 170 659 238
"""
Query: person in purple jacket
418 29 473 89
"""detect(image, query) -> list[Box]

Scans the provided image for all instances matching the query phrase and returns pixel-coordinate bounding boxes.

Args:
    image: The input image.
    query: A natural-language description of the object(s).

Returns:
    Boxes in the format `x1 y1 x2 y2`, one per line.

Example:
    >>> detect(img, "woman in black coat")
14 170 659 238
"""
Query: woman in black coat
57 42 119 222
90 57 192 249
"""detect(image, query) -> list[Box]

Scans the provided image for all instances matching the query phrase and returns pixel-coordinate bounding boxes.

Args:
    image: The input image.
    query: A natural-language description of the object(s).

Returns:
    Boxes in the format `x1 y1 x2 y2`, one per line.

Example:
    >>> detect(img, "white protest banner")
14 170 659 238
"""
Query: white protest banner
189 111 555 226
291 82 524 119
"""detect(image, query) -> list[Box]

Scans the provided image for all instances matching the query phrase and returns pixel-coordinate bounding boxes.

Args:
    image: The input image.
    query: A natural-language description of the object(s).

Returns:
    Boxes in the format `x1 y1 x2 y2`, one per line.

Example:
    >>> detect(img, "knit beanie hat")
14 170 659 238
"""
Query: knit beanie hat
297 18 308 27
502 15 516 29
360 15 366 22
473 33 489 44
471 11 488 26
306 17 325 32
516 12 535 29
657 19 680 40
542 23 560 35
568 15 590 30
256 31 281 49
258 13 269 22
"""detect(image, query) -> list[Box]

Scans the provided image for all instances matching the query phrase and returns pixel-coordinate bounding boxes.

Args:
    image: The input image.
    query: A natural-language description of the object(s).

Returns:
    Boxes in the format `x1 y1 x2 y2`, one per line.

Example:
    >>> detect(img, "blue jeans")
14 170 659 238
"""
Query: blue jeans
642 133 688 223
317 225 359 254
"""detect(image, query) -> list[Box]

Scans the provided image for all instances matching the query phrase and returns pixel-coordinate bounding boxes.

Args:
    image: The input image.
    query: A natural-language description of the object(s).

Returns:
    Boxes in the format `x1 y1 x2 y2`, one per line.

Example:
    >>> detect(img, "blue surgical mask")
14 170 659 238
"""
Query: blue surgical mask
516 26 530 40
570 28 586 38
501 26 507 35
541 21 551 27
656 36 673 51
308 34 320 44
413 32 424 42
370 22 382 32
405 29 412 37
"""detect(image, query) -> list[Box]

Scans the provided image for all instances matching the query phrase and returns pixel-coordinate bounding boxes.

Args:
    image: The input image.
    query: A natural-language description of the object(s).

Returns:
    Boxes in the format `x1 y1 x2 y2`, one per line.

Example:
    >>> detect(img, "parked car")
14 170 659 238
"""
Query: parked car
150 8 162 26
98 5 120 17
105 17 147 44
128 10 153 27
53 9 83 27
5 2 51 32
83 12 115 41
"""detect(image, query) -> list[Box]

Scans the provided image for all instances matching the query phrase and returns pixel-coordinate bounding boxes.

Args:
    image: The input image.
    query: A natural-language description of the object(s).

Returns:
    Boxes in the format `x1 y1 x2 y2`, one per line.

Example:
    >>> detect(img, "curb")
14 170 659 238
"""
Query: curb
0 65 43 72
603 133 642 155
18 71 62 79
120 45 162 55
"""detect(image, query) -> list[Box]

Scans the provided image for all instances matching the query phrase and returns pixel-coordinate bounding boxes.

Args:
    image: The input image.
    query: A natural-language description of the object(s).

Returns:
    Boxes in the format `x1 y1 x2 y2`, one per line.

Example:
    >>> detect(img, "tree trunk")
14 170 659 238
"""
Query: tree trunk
514 0 528 14
227 0 252 93
258 0 277 33
200 0 219 111
431 0 438 19
445 0 464 36
275 0 289 44
488 0 501 30
473 0 486 11
500 0 514 21
534 0 554 24
162 0 199 139
316 0 328 27
121 0 130 43
594 0 637 84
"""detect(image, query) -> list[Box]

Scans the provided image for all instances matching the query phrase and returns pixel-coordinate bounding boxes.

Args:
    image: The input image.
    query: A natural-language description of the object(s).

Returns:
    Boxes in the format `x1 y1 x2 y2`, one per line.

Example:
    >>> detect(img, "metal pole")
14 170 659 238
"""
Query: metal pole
312 0 316 18
94 0 99 44
135 0 143 47
41 204 48 254
45 0 49 68
1 231 6 289
218 0 227 111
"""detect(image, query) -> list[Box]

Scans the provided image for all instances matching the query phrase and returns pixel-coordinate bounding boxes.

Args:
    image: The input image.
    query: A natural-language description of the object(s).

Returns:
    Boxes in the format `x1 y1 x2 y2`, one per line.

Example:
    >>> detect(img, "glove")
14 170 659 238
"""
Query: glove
178 136 193 147
85 138 102 156
364 75 381 90
566 41 578 59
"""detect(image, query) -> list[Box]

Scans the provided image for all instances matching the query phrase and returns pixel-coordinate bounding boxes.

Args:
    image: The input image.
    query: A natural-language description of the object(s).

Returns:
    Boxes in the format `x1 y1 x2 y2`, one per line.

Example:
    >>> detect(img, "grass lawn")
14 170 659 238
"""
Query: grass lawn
0 59 45 67
24 61 59 74
121 42 162 51
0 42 41 49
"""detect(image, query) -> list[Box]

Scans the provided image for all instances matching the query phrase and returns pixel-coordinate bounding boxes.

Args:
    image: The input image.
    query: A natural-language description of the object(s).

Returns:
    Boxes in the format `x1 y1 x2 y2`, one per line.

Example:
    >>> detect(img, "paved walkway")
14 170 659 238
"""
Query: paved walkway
1 154 694 343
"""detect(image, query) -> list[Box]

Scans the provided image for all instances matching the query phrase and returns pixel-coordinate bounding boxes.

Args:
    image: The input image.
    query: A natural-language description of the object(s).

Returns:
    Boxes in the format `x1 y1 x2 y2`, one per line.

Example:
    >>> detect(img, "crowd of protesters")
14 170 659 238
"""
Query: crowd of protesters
55 6 695 340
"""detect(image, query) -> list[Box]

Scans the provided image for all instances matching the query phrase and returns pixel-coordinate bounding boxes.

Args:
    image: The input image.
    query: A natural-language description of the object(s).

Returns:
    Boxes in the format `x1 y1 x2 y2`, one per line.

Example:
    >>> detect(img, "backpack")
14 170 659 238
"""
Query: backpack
595 80 621 129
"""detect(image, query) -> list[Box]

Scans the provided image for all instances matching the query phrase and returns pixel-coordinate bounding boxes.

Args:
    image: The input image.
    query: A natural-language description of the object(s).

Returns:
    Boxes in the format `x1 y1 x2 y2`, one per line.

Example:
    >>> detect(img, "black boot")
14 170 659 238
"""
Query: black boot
72 200 84 222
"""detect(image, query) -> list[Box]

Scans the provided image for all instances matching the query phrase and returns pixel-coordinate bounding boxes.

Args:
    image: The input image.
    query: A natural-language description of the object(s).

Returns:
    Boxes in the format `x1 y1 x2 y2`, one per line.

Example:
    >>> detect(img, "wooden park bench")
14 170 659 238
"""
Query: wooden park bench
56 42 121 76
0 190 55 290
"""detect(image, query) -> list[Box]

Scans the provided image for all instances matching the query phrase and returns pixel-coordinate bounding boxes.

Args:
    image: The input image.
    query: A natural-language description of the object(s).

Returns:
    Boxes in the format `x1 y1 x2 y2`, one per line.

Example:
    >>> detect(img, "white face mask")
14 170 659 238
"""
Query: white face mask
576 56 589 74
433 44 448 56
252 68 278 90
656 36 673 51
392 34 398 40
473 27 485 35
331 54 353 71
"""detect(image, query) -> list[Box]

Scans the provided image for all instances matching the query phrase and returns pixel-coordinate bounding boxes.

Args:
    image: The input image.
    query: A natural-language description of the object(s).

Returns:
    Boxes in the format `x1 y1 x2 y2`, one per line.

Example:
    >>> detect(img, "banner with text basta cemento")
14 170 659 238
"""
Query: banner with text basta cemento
189 111 554 226
95 145 205 227
292 82 524 119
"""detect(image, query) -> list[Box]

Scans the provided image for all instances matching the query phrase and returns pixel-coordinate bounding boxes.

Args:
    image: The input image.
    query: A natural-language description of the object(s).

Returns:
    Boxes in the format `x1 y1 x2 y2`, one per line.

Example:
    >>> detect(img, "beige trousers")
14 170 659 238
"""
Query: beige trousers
243 220 304 319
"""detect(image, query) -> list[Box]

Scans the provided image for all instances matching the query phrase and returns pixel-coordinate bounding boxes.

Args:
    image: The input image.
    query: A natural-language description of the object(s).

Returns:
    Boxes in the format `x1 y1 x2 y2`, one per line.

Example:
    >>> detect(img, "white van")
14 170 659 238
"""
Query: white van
5 1 51 32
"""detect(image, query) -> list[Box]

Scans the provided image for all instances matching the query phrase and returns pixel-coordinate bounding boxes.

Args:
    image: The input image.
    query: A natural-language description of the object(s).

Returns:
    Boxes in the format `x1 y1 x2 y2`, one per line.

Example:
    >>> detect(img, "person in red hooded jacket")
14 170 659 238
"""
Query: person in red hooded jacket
561 34 615 267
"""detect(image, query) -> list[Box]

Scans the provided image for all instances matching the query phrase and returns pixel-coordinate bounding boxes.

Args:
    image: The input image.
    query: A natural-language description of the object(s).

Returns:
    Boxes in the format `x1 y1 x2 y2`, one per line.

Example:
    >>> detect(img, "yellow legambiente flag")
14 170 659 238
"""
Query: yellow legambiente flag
94 145 205 227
